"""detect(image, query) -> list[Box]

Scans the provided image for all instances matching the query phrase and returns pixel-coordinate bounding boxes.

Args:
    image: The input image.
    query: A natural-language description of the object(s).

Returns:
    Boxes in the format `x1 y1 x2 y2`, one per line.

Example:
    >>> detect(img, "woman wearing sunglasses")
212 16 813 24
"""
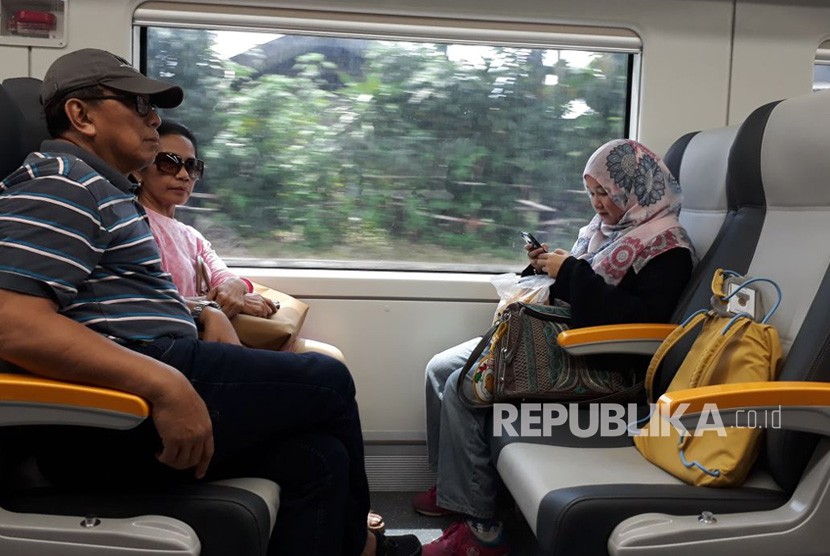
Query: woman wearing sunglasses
134 120 273 320
134 121 347 360
134 119 390 536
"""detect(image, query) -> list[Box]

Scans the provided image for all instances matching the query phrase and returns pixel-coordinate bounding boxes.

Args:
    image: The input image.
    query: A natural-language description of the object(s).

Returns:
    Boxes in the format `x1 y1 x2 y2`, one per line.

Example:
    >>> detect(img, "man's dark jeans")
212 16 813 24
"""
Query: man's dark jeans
36 337 370 556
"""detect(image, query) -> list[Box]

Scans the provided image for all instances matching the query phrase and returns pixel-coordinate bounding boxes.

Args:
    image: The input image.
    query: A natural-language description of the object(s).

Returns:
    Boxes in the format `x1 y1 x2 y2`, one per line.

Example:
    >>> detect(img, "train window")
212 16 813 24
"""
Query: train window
135 7 636 272
815 42 830 92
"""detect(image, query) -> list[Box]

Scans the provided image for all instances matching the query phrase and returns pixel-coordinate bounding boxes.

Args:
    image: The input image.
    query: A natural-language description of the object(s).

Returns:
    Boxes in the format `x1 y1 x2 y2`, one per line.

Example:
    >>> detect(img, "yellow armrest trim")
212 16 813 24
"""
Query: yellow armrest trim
557 323 677 347
0 373 149 417
658 382 830 414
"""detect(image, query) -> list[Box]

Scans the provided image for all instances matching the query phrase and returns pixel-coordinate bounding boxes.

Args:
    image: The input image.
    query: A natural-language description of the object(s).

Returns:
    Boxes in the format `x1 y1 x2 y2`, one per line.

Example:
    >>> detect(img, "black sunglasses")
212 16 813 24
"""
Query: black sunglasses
80 94 157 117
154 152 205 180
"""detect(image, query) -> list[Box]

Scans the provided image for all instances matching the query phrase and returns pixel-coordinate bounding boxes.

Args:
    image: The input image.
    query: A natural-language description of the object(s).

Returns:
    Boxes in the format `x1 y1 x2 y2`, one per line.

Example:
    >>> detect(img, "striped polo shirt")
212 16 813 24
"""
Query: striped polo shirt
0 139 197 341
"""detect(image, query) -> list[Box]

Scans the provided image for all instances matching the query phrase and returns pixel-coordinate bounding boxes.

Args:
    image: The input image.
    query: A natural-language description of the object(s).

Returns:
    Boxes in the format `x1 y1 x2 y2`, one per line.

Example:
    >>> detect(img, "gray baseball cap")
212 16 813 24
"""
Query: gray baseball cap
41 48 183 109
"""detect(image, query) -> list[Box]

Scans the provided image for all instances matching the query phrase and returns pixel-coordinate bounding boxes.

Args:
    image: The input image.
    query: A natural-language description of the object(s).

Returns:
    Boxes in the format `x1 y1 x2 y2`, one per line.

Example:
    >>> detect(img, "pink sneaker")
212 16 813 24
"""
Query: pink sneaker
411 486 460 517
422 521 509 556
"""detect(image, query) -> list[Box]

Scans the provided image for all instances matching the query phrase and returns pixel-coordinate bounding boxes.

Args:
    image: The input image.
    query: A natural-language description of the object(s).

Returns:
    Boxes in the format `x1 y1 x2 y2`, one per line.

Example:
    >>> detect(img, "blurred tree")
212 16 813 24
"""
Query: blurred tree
145 28 227 148
143 29 629 266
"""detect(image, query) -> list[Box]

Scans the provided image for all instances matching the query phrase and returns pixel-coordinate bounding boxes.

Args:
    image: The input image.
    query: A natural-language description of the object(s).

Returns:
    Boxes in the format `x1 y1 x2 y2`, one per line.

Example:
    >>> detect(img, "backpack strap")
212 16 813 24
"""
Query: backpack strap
644 311 707 402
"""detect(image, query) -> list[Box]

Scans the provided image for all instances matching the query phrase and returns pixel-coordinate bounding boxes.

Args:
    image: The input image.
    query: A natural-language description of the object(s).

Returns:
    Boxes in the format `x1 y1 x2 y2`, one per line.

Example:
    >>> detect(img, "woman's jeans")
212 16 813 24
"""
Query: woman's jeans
425 338 499 519
35 337 370 556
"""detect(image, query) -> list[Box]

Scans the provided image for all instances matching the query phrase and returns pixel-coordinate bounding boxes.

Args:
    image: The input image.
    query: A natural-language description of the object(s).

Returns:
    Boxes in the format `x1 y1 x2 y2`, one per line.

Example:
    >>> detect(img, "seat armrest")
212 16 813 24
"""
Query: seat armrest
0 510 200 555
0 372 149 429
655 382 830 436
557 323 677 355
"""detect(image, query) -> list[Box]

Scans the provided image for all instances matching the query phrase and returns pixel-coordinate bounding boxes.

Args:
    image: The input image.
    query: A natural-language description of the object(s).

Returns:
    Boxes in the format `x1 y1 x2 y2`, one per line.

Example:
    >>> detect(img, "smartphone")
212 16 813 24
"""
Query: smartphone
521 231 543 250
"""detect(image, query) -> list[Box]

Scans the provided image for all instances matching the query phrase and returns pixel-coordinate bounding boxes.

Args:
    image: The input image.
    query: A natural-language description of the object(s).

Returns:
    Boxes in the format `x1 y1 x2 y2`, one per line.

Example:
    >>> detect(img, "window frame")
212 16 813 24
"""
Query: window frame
814 40 830 92
134 4 642 273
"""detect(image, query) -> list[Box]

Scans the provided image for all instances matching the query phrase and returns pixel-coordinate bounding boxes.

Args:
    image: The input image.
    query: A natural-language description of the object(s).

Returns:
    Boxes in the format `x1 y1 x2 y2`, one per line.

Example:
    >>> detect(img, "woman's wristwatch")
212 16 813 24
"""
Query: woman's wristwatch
191 300 221 330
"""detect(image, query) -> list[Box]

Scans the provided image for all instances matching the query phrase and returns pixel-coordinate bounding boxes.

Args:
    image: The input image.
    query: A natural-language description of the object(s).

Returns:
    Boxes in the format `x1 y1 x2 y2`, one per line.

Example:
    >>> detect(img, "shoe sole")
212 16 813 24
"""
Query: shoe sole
380 533 422 556
413 508 460 517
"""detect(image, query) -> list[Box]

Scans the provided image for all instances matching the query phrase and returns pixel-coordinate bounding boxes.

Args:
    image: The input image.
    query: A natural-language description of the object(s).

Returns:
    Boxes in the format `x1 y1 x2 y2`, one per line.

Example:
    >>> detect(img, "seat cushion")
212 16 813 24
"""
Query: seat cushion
675 126 735 260
2 479 278 556
497 442 785 556
211 477 280 533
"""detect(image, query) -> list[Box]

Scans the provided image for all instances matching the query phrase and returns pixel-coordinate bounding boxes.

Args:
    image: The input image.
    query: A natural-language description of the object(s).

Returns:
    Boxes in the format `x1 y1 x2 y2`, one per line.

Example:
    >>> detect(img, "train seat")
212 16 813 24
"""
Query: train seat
1 78 49 159
0 83 25 180
492 89 830 555
664 126 734 263
658 125 742 345
0 79 279 555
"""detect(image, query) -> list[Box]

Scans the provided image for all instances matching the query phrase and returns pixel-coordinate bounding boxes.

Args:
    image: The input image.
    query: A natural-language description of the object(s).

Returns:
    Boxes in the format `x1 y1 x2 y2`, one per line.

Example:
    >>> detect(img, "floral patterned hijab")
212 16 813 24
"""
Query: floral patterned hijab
570 139 695 285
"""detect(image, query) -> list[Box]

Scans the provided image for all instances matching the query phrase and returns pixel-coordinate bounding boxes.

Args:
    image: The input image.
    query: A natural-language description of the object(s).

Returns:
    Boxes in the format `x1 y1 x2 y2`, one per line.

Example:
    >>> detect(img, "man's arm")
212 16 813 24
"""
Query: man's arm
0 289 214 478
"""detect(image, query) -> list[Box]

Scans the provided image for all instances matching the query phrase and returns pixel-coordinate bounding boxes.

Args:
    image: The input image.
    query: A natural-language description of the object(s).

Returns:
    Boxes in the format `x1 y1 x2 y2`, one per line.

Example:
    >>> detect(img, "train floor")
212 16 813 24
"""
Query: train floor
371 490 541 555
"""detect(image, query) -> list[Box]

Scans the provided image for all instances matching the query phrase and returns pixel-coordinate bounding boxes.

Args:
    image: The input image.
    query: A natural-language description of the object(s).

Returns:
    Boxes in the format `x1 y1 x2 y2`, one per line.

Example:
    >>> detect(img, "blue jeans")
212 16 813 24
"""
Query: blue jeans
36 337 369 556
425 338 499 519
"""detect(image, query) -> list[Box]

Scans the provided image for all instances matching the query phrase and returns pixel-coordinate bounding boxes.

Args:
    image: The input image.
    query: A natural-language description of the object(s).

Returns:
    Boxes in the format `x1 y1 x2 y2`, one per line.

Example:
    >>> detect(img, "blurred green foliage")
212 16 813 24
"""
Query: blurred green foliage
147 29 628 270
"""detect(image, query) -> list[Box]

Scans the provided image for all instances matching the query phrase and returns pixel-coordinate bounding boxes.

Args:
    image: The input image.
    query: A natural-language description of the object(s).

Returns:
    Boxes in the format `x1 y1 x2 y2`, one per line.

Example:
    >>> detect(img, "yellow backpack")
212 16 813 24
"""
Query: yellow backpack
633 269 783 487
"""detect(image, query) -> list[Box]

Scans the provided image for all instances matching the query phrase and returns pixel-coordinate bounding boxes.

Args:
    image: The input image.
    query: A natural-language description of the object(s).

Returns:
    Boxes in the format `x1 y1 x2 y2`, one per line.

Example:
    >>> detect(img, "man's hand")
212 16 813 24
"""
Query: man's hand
151 371 215 479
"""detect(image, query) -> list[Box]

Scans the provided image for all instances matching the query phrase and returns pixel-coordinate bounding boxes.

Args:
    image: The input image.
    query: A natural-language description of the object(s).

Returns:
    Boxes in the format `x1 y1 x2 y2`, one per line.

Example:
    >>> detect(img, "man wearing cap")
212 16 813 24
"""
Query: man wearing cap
0 48 420 556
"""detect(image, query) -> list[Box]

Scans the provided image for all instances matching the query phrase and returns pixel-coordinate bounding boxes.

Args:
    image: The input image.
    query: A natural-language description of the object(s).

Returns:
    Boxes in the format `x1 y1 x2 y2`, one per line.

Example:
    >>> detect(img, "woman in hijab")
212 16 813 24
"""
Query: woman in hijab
415 139 696 556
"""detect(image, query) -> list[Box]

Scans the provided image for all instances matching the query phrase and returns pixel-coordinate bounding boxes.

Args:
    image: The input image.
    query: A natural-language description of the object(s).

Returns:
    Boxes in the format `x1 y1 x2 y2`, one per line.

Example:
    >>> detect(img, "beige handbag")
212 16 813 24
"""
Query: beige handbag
196 256 309 351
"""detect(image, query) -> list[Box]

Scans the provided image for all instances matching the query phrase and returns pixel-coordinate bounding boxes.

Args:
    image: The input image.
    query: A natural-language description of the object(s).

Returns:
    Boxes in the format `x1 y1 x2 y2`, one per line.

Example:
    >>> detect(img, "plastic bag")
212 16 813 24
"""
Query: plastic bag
490 272 555 322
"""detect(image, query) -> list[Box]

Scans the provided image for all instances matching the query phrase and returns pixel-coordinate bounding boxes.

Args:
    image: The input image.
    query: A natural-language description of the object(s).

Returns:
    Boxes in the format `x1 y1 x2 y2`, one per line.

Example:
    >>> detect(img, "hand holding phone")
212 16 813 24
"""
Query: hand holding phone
521 231 543 250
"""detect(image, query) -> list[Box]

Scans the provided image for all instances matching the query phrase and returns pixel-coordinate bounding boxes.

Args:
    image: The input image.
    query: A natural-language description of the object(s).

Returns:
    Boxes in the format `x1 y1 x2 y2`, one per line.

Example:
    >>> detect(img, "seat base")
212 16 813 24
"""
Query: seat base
3 480 277 556
497 442 785 556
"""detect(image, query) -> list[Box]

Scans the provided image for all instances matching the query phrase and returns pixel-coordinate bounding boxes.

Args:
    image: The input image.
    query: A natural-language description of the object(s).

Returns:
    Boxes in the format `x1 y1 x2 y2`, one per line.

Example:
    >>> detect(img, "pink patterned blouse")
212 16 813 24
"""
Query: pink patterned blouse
144 208 244 297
